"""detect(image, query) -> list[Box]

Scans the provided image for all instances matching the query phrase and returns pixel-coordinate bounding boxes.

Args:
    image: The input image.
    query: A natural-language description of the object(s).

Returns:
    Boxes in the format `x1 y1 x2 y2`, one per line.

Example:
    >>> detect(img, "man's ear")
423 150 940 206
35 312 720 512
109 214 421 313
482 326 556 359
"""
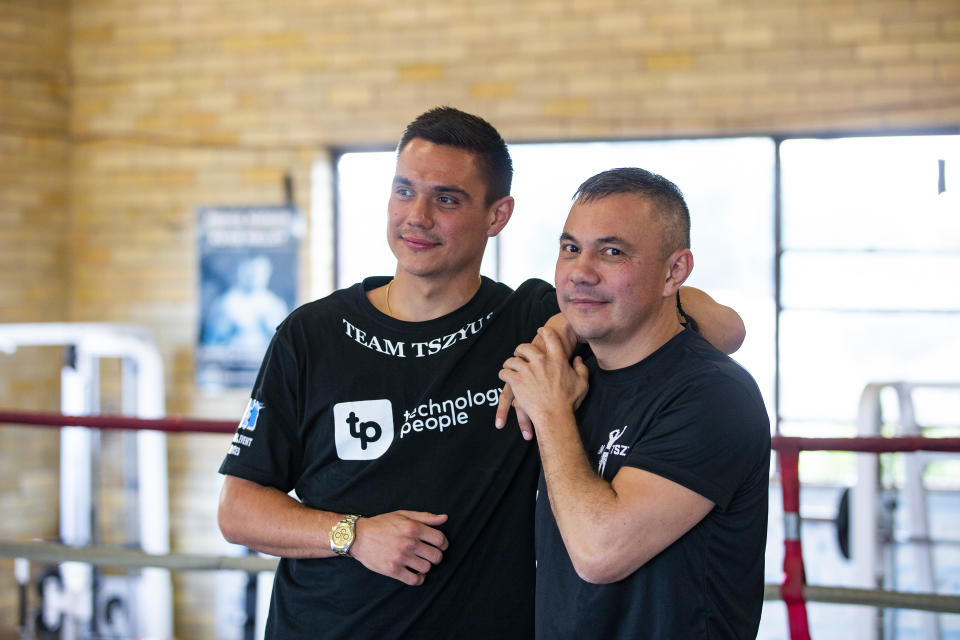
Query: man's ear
486 195 515 237
663 249 693 297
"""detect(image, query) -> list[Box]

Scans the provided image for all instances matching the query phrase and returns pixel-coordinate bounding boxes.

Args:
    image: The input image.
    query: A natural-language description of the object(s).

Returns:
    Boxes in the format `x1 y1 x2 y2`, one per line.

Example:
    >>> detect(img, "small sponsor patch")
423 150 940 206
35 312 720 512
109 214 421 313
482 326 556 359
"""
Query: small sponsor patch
238 399 263 432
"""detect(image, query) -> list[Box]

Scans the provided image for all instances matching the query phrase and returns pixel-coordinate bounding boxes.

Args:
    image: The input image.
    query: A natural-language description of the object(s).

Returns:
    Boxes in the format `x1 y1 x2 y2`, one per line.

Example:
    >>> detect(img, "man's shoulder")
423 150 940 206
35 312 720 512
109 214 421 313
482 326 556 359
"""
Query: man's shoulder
510 277 554 297
623 330 768 430
673 330 756 384
275 281 368 332
491 277 556 314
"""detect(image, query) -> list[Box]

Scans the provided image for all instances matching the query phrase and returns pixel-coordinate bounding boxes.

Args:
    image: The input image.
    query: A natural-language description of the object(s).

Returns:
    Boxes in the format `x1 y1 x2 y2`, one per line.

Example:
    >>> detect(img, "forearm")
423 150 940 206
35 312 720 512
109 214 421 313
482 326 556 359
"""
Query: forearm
535 408 713 584
218 475 341 558
534 410 632 583
218 475 451 585
678 286 745 354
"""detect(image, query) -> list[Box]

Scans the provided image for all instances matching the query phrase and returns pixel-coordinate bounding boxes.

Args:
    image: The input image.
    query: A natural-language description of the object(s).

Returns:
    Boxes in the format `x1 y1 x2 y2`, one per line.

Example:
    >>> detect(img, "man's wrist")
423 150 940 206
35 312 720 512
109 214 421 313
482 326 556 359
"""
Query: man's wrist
329 514 361 556
530 405 576 433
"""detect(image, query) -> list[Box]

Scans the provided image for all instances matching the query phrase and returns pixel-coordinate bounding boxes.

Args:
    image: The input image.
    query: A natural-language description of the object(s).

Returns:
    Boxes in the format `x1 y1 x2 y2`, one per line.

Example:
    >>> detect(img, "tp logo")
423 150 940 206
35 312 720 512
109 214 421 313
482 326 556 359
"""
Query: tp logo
333 400 394 460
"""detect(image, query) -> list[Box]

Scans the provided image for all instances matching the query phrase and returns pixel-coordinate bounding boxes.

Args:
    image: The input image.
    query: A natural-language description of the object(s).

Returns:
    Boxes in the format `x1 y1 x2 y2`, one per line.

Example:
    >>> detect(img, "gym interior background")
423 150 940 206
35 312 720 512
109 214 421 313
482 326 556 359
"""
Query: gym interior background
1 0 958 638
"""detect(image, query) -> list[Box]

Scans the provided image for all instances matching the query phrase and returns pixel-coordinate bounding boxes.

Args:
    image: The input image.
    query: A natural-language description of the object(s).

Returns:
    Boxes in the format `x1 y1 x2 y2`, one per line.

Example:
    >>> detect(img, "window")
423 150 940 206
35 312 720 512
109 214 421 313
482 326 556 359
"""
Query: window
778 135 960 442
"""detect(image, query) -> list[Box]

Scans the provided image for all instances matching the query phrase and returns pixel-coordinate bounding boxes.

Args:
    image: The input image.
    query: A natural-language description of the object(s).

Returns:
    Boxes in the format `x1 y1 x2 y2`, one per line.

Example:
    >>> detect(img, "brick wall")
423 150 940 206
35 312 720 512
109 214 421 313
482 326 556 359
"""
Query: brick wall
0 2 69 638
1 0 959 636
0 1 68 318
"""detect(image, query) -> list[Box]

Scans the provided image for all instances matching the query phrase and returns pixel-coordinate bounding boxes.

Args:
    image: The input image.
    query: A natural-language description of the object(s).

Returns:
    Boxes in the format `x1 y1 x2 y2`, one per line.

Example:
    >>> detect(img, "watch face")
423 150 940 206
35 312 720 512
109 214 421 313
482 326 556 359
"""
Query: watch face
332 524 354 548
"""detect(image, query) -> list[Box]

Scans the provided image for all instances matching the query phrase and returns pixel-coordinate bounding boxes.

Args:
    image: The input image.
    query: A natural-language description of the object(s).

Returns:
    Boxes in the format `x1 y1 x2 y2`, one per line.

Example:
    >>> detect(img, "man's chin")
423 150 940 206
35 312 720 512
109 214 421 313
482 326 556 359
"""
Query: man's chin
396 260 458 281
563 318 607 343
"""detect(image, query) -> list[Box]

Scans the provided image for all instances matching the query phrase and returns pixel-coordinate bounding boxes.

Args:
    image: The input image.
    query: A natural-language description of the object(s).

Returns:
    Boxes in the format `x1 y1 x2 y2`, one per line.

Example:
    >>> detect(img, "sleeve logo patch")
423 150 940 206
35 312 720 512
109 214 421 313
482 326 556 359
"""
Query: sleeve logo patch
238 399 263 432
597 425 629 477
333 399 395 460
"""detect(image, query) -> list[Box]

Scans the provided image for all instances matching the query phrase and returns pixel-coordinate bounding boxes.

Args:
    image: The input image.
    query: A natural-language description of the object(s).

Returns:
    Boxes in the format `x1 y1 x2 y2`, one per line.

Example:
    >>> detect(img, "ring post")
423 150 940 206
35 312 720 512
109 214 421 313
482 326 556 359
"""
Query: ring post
779 444 811 640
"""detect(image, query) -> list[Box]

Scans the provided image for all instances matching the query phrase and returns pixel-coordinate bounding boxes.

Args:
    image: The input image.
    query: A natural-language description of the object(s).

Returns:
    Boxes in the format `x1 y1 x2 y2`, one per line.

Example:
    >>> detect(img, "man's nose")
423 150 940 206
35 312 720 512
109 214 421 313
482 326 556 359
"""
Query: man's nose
568 253 600 285
405 196 434 228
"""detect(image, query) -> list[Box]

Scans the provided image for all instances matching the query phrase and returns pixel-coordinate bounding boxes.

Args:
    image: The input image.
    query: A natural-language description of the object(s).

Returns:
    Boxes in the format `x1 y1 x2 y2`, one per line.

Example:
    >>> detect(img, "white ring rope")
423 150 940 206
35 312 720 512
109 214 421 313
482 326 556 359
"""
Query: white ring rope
0 540 278 573
763 584 960 614
4 541 959 614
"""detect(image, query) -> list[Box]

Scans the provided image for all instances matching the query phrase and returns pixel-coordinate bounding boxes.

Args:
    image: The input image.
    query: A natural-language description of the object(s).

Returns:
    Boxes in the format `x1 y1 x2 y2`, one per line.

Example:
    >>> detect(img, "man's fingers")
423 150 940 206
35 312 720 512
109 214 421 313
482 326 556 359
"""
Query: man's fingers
416 542 444 566
500 355 525 373
494 382 534 440
515 406 534 441
573 355 589 380
572 355 591 409
536 326 566 357
512 342 543 362
352 511 452 586
499 367 533 439
422 527 449 551
397 568 426 587
498 357 528 391
495 383 515 429
400 510 448 526
396 511 449 550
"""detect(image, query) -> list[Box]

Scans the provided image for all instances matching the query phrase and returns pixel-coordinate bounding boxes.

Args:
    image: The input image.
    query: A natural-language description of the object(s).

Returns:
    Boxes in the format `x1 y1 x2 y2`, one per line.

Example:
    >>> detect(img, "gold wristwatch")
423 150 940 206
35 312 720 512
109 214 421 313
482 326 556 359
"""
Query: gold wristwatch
329 514 360 556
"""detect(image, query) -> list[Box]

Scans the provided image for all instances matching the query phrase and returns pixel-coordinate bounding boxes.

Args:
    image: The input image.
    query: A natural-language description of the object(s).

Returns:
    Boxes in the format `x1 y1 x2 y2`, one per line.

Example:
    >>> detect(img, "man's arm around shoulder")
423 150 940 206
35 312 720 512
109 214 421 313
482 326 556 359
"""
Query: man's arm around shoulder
678 286 745 354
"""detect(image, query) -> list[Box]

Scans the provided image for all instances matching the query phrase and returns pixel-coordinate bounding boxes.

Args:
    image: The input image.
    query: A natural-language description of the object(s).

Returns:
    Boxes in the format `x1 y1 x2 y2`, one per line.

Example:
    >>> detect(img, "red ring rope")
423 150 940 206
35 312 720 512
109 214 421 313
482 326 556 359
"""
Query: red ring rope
3 409 960 640
0 409 236 434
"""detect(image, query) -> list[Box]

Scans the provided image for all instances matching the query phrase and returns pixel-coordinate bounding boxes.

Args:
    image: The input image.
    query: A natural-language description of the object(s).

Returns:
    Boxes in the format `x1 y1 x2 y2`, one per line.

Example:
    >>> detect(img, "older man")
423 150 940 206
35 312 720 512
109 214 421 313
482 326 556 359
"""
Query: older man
501 168 770 639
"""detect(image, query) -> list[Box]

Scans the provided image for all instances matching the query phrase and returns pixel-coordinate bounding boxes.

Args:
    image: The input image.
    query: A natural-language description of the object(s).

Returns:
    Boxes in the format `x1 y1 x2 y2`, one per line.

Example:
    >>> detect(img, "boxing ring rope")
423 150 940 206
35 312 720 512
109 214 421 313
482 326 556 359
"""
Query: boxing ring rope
0 540 278 573
2 411 960 638
773 434 960 640
0 409 236 435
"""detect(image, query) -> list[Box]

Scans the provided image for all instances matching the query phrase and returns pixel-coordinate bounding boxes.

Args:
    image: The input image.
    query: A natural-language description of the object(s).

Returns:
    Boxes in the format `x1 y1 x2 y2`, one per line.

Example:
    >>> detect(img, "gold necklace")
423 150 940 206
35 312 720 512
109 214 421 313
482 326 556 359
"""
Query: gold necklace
384 279 394 316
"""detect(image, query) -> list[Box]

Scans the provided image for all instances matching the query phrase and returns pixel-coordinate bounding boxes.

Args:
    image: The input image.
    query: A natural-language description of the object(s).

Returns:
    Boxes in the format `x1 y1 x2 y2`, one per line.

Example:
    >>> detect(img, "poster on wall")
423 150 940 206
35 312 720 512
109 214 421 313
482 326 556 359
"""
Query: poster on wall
196 205 300 391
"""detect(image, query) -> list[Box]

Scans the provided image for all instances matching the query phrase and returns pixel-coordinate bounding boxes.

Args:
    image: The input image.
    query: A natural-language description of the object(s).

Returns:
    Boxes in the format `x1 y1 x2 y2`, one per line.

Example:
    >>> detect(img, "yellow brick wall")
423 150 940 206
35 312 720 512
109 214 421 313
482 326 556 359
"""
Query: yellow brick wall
1 0 959 636
0 2 69 638
0 0 68 319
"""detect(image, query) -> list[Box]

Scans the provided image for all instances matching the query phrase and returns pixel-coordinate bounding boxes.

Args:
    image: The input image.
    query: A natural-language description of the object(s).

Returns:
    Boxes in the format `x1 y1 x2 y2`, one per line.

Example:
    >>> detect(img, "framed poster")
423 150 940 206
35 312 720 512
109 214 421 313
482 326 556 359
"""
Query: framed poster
197 206 300 390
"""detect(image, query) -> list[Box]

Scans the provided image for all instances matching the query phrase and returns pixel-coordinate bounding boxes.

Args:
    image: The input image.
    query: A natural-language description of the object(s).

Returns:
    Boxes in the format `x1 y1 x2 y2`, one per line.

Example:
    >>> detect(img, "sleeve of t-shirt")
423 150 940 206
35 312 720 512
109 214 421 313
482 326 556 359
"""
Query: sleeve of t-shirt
515 278 560 333
218 325 303 492
622 375 768 511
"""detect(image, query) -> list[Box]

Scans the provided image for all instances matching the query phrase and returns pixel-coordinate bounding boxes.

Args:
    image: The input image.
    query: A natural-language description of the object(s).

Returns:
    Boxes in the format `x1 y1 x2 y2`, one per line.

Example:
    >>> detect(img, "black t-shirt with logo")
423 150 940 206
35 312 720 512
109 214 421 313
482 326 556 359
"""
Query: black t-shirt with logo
535 328 770 639
219 276 558 639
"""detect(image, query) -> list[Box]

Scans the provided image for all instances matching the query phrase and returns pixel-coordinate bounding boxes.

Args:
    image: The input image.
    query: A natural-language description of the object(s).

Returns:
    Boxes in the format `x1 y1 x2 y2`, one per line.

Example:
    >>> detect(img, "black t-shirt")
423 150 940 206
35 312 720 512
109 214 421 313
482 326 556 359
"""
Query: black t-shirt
535 328 770 639
220 276 558 639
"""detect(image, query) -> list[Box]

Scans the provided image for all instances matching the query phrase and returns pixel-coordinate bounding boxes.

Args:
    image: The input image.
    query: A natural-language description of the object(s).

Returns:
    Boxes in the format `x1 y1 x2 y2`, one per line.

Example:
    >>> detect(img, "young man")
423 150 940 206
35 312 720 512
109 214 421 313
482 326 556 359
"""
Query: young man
217 110 745 639
501 168 770 639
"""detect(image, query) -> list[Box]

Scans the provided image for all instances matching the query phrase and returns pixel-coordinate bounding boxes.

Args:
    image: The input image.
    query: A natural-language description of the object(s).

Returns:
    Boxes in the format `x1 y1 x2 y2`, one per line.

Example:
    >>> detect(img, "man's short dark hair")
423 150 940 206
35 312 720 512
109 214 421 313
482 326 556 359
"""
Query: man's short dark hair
398 106 513 207
573 167 691 259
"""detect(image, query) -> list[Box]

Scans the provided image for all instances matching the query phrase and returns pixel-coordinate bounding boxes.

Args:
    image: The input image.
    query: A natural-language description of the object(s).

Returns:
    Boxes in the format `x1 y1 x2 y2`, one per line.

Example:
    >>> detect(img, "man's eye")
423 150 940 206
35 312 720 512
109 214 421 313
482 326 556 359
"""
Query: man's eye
437 195 458 206
394 188 413 198
603 247 622 256
560 243 579 254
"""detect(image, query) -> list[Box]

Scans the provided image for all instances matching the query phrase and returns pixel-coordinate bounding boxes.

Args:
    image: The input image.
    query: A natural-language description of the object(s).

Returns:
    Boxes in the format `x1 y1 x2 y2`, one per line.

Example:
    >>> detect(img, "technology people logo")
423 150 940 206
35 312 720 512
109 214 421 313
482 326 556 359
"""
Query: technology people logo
333 399 394 460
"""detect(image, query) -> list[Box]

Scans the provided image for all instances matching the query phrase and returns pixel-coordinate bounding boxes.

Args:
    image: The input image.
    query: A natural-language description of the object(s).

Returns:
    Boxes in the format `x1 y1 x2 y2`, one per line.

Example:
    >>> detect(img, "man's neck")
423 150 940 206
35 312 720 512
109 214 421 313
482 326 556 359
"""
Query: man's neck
382 270 483 322
590 304 684 371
